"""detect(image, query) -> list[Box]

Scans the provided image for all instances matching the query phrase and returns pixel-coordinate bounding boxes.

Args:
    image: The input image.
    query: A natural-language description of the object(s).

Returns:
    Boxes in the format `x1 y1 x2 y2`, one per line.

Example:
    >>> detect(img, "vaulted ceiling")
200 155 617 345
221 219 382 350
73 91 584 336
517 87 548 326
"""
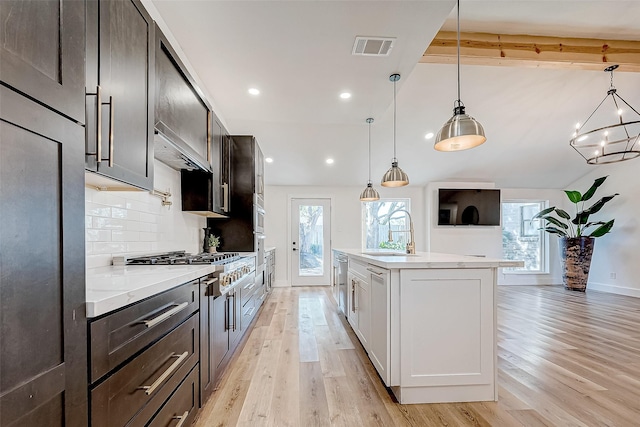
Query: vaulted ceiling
149 0 640 189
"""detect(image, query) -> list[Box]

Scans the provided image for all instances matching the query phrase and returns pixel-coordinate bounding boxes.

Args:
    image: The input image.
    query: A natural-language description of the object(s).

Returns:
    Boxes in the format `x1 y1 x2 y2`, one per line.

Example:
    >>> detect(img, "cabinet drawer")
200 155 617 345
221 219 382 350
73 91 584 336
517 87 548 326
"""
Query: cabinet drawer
147 365 199 427
241 278 259 306
348 257 368 280
241 293 257 328
91 314 199 427
90 280 199 382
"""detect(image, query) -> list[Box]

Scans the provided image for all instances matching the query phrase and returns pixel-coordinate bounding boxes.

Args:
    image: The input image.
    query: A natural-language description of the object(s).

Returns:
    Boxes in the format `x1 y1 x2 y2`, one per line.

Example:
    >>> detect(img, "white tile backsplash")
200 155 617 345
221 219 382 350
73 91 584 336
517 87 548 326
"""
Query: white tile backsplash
85 160 206 268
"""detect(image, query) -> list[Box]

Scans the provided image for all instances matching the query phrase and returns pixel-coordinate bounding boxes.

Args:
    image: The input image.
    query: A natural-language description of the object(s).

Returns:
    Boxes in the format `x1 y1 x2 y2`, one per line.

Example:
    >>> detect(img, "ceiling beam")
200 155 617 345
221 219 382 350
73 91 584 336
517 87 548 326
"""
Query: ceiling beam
422 31 640 72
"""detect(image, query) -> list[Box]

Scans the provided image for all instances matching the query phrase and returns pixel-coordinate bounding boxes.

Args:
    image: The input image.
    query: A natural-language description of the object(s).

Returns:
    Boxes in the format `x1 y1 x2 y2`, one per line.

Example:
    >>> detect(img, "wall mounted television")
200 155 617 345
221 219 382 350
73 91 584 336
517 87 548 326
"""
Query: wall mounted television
437 188 501 226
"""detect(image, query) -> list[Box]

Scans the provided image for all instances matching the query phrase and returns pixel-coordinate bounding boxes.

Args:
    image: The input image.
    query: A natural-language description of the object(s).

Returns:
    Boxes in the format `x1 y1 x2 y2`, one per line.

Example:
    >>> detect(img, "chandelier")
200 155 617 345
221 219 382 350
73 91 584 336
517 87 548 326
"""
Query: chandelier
570 64 640 164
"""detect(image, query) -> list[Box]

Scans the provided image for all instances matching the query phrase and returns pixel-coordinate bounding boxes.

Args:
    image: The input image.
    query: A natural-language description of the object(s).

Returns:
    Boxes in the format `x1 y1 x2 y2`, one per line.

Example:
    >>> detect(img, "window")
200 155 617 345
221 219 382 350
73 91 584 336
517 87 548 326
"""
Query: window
502 200 547 273
362 199 411 252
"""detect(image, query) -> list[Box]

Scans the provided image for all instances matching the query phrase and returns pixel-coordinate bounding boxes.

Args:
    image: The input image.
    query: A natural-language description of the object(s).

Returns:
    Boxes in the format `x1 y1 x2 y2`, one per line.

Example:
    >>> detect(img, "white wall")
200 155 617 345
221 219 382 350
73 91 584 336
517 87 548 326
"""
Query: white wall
425 182 565 286
565 161 640 297
264 185 425 287
85 161 206 268
425 181 501 257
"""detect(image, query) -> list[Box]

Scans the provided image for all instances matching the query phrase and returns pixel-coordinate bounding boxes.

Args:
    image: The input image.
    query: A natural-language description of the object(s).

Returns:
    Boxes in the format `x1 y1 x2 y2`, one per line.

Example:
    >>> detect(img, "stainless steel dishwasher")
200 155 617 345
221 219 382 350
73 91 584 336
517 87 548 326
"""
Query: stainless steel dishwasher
336 253 348 315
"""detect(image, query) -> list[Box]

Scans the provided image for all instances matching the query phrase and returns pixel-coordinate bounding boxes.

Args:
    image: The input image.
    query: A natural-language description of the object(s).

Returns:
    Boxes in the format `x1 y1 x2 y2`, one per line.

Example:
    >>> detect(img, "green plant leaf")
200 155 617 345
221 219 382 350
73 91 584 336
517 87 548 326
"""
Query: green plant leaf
588 219 615 237
542 216 568 229
583 193 620 216
572 211 590 225
555 208 571 220
581 176 607 202
543 226 567 236
532 206 555 220
565 190 582 203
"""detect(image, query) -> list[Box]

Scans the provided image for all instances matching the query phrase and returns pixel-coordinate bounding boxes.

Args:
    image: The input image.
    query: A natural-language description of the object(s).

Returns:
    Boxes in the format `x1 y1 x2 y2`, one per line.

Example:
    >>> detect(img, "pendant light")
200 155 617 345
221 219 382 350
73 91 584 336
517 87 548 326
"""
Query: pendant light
360 118 380 201
434 0 486 152
381 73 409 187
570 64 640 164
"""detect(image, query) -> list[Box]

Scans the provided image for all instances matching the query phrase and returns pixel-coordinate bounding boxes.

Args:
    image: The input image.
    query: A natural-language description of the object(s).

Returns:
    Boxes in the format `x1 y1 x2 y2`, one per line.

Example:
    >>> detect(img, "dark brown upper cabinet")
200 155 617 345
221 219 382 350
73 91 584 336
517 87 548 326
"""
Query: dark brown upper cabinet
155 24 210 172
85 0 155 190
0 0 86 124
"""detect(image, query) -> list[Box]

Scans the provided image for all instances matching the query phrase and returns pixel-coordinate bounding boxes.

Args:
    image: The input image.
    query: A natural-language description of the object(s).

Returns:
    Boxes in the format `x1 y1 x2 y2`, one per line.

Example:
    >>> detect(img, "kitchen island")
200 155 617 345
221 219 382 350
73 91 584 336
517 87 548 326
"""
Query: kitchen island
334 249 522 404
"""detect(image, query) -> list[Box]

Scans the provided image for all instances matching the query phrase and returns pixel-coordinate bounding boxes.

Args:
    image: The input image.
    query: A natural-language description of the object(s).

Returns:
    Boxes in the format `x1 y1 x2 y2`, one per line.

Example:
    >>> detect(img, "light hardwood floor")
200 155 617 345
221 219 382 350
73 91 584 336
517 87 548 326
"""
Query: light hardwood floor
194 286 640 426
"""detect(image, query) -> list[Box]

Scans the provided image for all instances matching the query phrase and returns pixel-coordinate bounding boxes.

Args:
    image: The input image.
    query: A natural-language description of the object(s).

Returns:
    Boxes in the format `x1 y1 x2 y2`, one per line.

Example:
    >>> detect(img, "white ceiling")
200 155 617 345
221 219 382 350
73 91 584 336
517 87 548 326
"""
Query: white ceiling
150 0 640 189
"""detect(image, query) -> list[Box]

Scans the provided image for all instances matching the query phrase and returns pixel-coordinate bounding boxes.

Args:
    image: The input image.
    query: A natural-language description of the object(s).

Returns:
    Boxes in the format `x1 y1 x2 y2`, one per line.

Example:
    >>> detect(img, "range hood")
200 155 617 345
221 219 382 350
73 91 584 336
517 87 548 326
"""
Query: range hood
154 121 212 173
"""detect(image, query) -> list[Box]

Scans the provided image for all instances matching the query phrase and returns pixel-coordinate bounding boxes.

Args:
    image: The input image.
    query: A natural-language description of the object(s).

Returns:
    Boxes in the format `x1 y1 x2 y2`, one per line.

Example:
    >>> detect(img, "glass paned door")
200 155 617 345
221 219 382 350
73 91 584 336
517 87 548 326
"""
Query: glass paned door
291 198 331 286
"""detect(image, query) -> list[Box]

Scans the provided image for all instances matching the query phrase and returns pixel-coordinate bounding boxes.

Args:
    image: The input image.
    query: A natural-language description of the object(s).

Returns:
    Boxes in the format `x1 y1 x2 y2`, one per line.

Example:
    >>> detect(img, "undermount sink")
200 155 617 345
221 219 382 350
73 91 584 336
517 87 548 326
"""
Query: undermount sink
362 252 419 257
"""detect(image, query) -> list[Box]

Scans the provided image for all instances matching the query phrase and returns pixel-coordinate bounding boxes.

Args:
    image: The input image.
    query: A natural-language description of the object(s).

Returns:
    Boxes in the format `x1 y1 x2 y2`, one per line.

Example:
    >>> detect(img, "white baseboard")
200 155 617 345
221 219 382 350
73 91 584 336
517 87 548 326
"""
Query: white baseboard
587 281 640 298
272 279 290 288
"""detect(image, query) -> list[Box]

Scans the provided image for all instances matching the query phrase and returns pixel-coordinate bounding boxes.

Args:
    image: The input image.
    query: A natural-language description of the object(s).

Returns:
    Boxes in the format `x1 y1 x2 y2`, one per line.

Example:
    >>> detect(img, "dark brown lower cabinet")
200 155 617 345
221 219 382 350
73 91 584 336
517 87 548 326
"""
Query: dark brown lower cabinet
88 280 200 427
0 86 87 427
147 367 199 427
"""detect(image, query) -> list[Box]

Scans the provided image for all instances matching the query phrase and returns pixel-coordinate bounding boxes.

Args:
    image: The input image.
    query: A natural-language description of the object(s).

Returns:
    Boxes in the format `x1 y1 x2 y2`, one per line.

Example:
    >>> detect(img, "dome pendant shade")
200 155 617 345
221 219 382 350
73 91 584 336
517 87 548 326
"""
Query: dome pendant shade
434 0 486 153
434 105 486 152
381 160 409 187
360 181 380 201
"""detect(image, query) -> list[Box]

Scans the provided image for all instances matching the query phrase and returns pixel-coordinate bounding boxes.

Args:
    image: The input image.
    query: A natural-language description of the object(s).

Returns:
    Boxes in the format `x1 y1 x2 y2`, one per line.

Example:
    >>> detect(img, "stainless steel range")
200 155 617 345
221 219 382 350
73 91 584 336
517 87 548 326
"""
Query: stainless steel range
113 251 256 296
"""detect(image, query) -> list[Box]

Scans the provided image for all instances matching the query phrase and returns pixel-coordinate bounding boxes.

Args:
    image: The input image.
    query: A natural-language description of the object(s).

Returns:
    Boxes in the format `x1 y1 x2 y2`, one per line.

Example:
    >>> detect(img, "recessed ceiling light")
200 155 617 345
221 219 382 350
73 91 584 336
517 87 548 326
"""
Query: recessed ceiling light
248 88 260 95
339 92 351 99
425 132 434 139
265 157 273 163
326 158 334 164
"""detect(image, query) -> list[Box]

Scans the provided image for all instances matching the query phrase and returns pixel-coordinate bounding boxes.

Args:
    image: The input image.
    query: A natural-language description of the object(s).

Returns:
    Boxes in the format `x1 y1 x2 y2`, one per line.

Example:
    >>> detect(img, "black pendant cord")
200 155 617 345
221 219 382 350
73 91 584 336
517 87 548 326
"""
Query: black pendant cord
367 118 373 183
393 78 397 161
456 0 461 105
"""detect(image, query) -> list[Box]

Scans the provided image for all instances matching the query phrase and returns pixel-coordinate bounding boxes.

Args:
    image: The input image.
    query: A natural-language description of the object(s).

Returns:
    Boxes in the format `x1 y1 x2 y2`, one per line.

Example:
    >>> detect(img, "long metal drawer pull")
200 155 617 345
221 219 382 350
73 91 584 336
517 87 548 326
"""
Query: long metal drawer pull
138 351 188 395
142 302 188 328
204 277 218 286
173 411 189 427
366 268 383 276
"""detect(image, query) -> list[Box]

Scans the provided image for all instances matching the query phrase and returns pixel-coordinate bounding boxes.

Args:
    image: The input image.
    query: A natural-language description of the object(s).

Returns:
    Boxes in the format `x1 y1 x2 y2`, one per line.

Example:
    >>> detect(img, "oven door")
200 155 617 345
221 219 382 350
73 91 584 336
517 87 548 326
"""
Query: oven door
255 204 265 234
255 233 265 267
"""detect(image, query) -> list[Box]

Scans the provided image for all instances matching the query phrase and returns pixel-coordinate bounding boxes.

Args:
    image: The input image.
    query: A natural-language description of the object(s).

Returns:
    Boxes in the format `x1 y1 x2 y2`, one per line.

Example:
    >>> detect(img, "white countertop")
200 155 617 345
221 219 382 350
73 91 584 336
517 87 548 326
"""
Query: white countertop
86 264 216 318
334 248 523 269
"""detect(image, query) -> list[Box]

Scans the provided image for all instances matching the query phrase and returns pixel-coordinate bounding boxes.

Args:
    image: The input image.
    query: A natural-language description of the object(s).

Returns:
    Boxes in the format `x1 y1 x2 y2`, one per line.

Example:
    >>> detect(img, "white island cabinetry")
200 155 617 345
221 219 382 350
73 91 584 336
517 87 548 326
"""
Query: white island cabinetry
335 249 521 404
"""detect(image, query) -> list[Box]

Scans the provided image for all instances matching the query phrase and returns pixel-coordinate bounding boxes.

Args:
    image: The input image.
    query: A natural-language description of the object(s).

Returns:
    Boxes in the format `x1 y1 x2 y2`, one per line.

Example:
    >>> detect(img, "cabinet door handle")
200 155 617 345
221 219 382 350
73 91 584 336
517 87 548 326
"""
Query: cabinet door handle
173 411 190 427
141 302 188 328
85 86 103 163
366 268 383 276
351 280 356 312
138 351 188 395
231 292 237 331
221 183 229 212
225 296 230 331
106 95 114 167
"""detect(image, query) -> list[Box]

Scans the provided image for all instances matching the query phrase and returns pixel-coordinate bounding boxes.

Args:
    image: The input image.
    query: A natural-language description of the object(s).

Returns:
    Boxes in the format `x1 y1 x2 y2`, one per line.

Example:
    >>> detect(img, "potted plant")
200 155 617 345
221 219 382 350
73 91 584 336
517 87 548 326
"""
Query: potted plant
206 234 220 253
532 176 618 291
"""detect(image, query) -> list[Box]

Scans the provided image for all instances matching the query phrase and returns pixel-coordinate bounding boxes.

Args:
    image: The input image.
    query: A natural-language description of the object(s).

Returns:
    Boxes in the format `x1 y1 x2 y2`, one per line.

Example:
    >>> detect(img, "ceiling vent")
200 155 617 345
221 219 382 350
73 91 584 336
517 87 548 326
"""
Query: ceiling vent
352 37 395 56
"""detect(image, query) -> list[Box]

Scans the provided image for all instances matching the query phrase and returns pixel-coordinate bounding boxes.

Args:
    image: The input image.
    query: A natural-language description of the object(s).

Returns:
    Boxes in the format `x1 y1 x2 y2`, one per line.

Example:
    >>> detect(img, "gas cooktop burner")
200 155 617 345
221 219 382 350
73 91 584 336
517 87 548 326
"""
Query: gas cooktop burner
113 251 241 266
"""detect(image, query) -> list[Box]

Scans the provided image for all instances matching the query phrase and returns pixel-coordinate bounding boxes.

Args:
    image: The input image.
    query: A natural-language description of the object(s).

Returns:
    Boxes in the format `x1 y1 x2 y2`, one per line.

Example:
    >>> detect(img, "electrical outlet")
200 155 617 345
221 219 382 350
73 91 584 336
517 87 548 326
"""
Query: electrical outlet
610 272 617 279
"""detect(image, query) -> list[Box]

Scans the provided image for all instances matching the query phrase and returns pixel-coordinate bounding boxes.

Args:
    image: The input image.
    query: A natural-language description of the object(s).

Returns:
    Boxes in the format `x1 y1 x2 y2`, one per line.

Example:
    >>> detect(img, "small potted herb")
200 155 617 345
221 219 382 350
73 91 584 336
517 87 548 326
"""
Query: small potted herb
207 234 220 253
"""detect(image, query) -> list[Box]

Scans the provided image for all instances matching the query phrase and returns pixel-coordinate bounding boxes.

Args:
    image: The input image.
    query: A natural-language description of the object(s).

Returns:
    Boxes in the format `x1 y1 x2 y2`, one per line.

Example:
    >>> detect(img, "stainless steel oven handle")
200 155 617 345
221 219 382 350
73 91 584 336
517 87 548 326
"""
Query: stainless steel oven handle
138 351 188 395
141 302 188 328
